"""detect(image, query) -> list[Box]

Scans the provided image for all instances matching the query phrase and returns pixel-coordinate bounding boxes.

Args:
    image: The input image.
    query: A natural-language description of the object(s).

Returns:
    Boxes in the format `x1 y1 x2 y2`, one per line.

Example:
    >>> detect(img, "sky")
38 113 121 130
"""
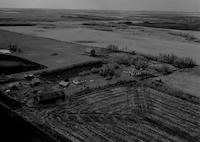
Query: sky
0 0 200 12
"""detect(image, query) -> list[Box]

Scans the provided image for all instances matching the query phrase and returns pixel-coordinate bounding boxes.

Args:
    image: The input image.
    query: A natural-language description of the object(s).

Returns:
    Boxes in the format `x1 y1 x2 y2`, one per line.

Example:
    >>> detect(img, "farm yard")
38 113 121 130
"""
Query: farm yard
1 44 200 142
0 8 200 142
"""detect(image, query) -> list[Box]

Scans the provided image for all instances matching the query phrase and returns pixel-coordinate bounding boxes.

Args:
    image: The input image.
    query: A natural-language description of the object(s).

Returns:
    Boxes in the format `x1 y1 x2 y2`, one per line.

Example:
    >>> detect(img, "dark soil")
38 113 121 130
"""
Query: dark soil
0 54 46 75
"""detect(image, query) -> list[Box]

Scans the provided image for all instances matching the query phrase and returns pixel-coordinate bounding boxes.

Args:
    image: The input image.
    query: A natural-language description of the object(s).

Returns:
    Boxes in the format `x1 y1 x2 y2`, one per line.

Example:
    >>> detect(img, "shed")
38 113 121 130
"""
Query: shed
59 80 70 88
85 48 96 56
34 90 65 105
7 82 20 90
31 78 41 86
72 78 86 85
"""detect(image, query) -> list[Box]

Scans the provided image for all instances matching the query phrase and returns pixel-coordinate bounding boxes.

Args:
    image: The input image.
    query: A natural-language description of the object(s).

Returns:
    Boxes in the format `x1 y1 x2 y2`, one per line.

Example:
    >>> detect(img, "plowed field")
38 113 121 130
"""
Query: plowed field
39 85 200 142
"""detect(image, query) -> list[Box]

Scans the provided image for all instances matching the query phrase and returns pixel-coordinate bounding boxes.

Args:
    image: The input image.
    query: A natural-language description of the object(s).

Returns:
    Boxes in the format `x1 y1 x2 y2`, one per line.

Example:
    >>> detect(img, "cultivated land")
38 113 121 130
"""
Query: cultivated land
0 9 200 64
0 8 200 142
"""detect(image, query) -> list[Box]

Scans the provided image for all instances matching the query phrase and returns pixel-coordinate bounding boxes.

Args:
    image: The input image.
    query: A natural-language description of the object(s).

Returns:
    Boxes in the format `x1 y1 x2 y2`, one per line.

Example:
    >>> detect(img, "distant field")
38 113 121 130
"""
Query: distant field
0 9 199 65
1 26 200 65
132 21 200 31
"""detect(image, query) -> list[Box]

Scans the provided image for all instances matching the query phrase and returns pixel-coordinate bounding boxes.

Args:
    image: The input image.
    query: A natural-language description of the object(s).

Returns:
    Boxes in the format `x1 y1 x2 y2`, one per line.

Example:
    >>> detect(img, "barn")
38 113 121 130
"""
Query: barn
33 90 65 105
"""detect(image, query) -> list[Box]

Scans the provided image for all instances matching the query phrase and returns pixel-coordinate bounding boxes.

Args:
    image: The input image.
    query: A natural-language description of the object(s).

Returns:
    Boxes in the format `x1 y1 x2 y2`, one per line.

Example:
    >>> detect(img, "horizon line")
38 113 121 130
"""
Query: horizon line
0 7 199 13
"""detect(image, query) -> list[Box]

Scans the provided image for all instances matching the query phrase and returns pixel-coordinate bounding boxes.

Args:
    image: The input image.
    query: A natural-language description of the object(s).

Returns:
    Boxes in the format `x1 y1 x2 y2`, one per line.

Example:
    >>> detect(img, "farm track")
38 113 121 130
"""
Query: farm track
38 85 200 142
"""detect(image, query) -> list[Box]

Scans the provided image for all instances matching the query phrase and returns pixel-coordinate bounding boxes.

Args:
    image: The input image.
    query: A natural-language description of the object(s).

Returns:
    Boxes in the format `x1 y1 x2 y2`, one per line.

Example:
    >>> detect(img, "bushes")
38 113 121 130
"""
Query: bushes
127 56 148 70
106 44 119 52
105 44 196 69
158 54 196 68
112 55 132 66
133 60 148 70
9 44 22 53
154 65 172 75
79 70 91 76
146 54 196 69
131 51 136 55
158 54 177 64
91 68 99 74
169 32 199 42
112 54 149 70
99 63 121 77
78 63 121 78
173 57 196 68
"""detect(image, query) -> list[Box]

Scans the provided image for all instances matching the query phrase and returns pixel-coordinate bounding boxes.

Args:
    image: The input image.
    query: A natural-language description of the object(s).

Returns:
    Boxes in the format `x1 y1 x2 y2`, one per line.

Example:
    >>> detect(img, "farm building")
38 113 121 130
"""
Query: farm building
33 90 65 105
85 48 96 56
0 49 11 54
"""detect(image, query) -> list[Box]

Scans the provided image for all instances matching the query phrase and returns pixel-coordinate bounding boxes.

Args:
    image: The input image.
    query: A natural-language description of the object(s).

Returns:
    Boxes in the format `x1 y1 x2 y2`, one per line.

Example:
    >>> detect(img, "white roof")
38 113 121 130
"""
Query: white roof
0 49 11 54
85 48 95 52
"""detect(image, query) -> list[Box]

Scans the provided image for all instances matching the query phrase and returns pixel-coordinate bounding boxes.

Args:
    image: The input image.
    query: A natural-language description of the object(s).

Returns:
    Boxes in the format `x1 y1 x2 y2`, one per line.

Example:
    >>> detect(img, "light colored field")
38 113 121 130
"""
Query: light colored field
156 67 200 97
1 26 200 65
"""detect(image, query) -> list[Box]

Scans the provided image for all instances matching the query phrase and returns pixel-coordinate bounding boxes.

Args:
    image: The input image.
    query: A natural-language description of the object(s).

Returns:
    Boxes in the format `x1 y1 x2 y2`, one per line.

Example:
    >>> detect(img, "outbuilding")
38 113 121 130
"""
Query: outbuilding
85 48 96 56
33 90 65 105
0 49 11 54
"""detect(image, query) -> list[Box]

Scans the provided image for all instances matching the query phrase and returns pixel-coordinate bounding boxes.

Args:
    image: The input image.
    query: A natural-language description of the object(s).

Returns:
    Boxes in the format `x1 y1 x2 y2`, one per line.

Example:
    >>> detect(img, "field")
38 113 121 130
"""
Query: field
0 29 98 70
153 67 200 97
0 8 200 142
0 48 199 142
38 84 200 142
0 54 46 75
0 9 200 64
